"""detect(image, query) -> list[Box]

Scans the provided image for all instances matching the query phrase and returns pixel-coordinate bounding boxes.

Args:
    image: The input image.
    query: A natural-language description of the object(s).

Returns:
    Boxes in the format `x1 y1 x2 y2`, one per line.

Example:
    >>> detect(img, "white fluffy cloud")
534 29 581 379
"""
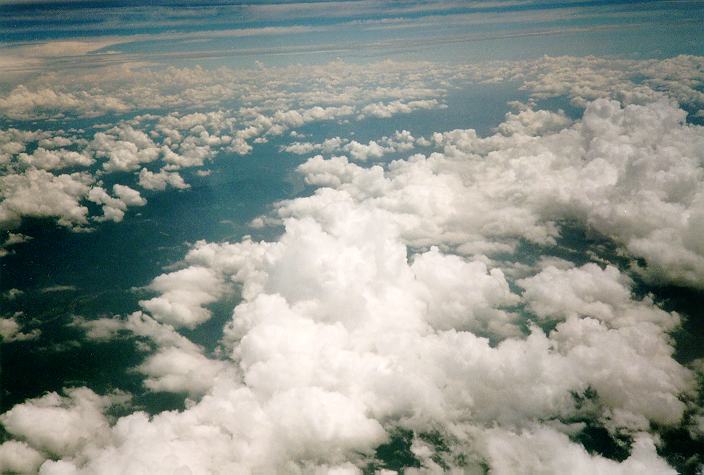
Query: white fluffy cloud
23 202 692 472
0 388 126 457
0 314 40 342
286 99 704 287
138 168 189 191
87 184 146 223
0 85 129 120
359 99 443 119
481 427 676 475
0 440 45 474
0 169 94 230
17 148 93 171
137 346 231 396
3 56 704 474
91 125 160 173
138 266 227 328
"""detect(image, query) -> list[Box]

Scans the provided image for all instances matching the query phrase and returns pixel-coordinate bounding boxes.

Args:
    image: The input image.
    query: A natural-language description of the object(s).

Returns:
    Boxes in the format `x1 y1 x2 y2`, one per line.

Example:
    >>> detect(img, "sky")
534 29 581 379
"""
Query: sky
1 1 704 474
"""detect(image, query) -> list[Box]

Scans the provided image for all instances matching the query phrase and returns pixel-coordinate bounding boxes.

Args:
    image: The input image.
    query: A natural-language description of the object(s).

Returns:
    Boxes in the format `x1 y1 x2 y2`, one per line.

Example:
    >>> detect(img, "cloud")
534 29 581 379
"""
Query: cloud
358 99 443 119
91 125 161 173
283 134 407 161
40 171 692 471
40 285 77 293
0 232 33 256
138 168 189 191
30 206 690 472
0 388 127 457
0 85 129 120
0 168 94 230
138 266 227 329
2 56 704 473
17 148 94 171
496 107 572 136
0 440 45 474
0 315 40 342
287 98 704 288
87 184 146 223
517 263 677 329
3 288 24 300
137 346 231 396
481 427 676 475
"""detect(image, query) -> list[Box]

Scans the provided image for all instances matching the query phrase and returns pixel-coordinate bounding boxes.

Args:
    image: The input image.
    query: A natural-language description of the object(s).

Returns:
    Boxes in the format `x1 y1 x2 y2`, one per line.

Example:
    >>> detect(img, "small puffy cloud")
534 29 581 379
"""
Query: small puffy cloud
282 137 347 156
91 125 160 173
0 128 42 166
359 99 442 119
3 288 24 300
0 168 93 230
138 168 189 191
496 107 572 136
282 131 419 162
0 315 40 342
1 232 33 256
38 136 73 149
17 147 94 170
137 346 231 396
113 184 146 207
344 140 385 161
4 232 32 246
71 315 126 341
139 266 227 328
0 85 129 120
281 141 318 155
87 185 145 223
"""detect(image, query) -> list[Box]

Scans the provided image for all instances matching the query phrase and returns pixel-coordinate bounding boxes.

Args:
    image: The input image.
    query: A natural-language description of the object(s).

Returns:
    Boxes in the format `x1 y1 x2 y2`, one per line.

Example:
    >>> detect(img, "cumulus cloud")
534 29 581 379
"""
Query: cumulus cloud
0 168 94 230
0 314 40 342
0 85 129 120
87 184 146 223
358 99 443 119
33 185 693 473
282 130 421 161
0 129 43 167
138 346 232 396
138 168 189 191
20 205 691 473
17 148 94 171
481 427 676 475
0 388 127 457
91 125 160 173
3 288 24 300
3 56 704 474
0 232 33 257
0 440 45 474
138 266 227 328
287 99 704 287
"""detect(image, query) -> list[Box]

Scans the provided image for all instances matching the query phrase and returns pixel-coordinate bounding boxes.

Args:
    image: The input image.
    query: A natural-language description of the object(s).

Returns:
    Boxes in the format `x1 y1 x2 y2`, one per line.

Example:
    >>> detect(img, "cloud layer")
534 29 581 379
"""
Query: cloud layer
3 89 703 473
2 54 704 473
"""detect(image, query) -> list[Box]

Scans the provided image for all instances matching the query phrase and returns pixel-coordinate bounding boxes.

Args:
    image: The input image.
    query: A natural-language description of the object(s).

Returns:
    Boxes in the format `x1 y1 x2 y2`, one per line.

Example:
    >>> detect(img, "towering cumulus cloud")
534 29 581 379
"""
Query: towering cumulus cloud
3 89 702 474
